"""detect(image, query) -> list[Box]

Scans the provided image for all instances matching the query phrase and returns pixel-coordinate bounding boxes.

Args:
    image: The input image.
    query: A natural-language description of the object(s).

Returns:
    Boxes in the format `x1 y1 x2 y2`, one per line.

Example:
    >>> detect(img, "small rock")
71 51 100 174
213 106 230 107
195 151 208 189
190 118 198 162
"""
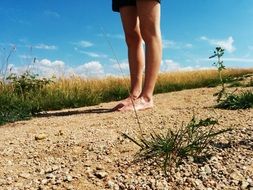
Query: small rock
95 171 108 179
66 175 73 182
187 156 194 162
247 177 253 184
204 165 212 174
6 177 13 185
35 134 47 141
241 181 249 189
41 179 48 185
195 179 205 189
113 184 120 190
156 181 164 190
46 173 55 179
19 173 30 179
96 165 104 170
230 171 245 181
7 160 13 166
87 172 95 179
210 156 218 162
107 180 115 189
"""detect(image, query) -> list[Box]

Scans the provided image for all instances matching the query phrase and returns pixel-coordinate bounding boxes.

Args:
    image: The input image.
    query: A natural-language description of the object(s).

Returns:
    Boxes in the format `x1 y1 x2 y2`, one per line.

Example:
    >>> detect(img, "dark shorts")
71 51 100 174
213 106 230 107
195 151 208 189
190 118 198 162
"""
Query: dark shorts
112 0 161 12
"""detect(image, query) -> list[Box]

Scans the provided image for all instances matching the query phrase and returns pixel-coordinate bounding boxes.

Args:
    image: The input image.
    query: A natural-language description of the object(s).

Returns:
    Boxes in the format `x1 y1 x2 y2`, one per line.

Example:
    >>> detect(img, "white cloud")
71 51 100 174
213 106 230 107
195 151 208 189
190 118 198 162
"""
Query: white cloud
161 59 212 72
112 62 129 71
2 58 106 78
97 33 124 40
162 40 193 49
200 57 253 63
35 60 102 78
75 61 104 77
110 59 130 75
75 49 107 58
161 59 181 71
200 36 236 53
82 52 101 58
33 59 65 77
39 59 64 67
223 58 253 63
34 43 58 50
2 59 65 78
75 40 93 48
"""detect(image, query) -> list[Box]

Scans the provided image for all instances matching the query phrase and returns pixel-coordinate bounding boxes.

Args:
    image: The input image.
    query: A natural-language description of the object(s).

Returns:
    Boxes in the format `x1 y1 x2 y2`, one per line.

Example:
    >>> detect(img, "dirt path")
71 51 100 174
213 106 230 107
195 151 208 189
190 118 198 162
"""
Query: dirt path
0 87 252 190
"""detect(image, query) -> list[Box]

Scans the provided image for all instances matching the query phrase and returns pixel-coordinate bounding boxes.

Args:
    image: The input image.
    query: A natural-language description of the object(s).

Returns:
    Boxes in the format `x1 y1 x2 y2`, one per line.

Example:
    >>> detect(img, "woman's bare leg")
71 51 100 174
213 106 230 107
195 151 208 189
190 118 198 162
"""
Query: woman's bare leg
120 6 144 98
112 6 145 110
138 0 162 101
120 0 162 111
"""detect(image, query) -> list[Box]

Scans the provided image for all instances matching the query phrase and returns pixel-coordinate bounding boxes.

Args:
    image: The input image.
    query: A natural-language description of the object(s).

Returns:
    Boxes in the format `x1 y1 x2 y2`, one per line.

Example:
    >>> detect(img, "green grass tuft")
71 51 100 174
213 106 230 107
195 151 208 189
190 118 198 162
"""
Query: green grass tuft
123 116 231 175
216 90 253 109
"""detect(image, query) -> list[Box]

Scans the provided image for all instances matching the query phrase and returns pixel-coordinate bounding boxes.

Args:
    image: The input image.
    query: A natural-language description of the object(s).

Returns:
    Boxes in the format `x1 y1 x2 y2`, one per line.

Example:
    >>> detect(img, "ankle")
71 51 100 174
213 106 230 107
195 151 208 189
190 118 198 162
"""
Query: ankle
129 94 138 100
140 95 153 103
130 91 141 99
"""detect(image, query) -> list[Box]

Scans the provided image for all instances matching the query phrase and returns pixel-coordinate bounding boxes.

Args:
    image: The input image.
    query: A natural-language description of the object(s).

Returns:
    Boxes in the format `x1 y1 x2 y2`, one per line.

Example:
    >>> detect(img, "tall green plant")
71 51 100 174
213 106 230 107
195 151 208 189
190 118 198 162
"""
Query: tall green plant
209 47 253 109
209 47 226 102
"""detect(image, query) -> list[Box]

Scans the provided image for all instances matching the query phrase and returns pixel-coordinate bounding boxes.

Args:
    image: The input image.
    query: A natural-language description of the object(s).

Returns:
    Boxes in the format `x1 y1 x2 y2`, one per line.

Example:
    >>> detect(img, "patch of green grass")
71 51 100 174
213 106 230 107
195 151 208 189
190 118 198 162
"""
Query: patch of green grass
216 90 253 109
123 116 231 175
0 91 34 125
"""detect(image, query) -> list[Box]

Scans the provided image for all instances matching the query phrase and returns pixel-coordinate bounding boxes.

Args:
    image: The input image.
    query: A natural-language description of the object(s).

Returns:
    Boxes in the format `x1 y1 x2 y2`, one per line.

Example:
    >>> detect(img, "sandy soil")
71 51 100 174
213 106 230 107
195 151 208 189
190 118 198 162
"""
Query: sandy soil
0 86 252 190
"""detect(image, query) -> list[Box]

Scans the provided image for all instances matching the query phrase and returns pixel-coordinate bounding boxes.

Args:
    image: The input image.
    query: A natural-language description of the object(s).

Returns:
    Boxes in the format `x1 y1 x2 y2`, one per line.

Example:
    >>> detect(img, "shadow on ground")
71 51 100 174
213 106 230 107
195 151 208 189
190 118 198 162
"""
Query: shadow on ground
36 108 113 117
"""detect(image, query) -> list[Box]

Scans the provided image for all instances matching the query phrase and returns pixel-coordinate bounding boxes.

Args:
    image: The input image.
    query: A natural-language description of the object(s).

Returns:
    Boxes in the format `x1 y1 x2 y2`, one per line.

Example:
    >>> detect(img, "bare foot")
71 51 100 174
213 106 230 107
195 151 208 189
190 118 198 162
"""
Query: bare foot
118 97 154 111
111 96 136 111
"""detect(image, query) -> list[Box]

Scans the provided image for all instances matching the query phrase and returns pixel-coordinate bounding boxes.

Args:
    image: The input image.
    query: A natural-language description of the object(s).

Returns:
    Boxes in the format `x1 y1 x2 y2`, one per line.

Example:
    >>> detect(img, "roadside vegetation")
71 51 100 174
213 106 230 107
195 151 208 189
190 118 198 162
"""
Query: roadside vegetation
1 68 252 126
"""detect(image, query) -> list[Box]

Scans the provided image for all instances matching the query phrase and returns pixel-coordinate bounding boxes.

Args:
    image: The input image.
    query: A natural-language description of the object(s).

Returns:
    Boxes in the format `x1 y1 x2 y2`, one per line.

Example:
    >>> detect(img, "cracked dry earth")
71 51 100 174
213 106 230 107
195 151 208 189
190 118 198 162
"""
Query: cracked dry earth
0 86 252 190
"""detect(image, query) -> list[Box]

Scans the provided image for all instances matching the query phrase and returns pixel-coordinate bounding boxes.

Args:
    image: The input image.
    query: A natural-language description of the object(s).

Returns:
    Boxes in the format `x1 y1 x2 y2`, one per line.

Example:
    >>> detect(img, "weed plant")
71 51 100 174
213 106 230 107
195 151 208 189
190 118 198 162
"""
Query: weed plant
123 116 231 175
0 72 53 125
6 71 54 97
209 47 227 102
209 47 253 109
216 90 253 109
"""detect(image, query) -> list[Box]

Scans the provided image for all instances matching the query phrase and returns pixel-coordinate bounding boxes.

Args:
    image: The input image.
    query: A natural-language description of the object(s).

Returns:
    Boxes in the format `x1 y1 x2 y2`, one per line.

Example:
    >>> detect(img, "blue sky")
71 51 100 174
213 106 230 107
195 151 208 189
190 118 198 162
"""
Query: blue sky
0 0 253 78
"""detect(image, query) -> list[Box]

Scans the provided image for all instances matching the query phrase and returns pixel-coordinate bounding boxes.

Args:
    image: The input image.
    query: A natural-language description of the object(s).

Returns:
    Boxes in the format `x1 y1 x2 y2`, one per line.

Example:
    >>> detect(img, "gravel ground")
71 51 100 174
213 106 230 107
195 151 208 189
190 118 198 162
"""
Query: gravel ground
0 86 252 190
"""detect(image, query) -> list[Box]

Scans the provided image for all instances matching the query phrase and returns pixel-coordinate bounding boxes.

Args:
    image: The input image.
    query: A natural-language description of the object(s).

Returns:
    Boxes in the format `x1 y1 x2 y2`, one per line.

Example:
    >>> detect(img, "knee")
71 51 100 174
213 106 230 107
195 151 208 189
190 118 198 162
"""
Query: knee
140 25 161 43
124 31 142 47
